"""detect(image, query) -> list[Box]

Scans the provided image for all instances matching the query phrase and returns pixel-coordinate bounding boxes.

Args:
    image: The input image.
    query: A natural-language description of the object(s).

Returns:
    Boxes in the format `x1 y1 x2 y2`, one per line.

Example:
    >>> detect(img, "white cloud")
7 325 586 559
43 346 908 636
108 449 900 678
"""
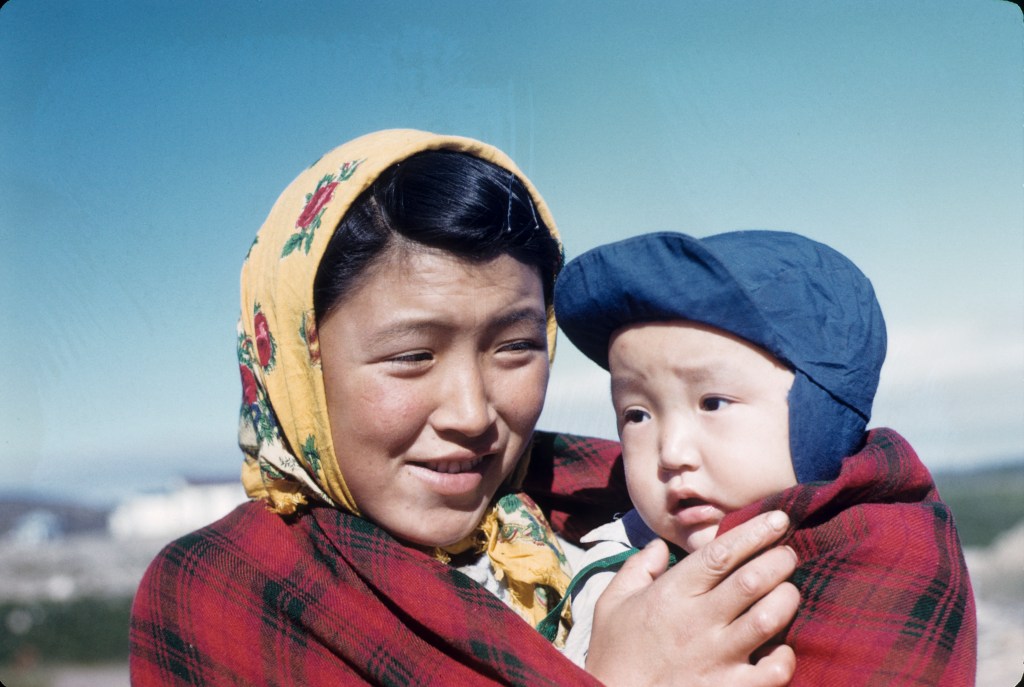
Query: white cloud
873 318 1024 468
881 320 1024 389
541 319 1024 471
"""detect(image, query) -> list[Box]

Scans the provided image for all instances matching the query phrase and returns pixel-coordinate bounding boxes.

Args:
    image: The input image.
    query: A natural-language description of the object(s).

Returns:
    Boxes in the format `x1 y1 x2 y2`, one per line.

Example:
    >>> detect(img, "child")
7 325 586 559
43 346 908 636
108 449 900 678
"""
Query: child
552 231 977 685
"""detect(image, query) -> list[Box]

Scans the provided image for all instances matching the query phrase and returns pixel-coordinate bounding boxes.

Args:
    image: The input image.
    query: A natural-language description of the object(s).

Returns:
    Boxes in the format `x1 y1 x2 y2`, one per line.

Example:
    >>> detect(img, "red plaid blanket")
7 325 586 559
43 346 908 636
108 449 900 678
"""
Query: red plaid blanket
719 428 977 686
130 431 629 686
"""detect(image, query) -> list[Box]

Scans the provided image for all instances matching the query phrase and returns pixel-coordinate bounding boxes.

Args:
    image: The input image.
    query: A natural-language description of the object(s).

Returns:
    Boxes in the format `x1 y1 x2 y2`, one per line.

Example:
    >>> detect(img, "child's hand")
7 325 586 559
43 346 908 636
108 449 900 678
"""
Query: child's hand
585 510 799 687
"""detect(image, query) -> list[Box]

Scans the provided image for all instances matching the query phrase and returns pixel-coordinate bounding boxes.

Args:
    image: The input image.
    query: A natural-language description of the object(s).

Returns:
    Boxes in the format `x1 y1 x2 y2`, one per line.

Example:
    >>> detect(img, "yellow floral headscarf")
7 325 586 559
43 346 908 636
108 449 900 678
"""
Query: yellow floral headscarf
237 129 561 516
236 130 570 633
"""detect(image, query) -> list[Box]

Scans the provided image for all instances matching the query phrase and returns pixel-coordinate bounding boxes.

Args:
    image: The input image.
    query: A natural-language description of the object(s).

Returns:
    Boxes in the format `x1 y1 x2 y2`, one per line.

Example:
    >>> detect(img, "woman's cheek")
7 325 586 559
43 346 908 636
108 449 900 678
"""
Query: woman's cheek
500 363 549 427
354 378 432 442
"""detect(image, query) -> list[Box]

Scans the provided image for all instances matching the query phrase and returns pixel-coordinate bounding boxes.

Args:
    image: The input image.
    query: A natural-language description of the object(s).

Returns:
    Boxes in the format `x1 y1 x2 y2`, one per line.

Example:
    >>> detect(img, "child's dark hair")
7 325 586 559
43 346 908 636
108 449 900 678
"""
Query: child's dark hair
313 150 562 322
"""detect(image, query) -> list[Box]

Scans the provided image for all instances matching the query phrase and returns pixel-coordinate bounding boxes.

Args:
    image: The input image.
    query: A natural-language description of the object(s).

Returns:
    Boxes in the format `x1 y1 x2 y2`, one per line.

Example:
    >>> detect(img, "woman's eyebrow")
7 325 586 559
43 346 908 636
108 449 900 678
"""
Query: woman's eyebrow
366 308 547 347
365 319 444 347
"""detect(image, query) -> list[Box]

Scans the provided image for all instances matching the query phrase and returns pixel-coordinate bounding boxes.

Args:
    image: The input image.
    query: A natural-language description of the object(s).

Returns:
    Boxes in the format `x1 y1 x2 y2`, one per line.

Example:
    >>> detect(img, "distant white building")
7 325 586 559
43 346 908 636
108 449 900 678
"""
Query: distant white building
9 509 63 545
108 478 247 541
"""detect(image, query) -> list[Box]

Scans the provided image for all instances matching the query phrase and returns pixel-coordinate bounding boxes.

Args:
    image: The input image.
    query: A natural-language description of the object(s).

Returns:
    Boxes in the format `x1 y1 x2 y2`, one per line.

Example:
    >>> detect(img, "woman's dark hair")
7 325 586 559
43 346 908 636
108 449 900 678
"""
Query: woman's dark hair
312 150 563 322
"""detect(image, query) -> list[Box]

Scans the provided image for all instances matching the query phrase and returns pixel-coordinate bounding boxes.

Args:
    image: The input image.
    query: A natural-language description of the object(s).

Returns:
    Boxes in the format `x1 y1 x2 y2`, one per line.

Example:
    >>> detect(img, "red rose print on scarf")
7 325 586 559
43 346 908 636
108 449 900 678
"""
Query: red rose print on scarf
282 158 365 257
296 181 338 231
249 303 277 371
239 364 257 406
236 320 278 444
254 311 272 368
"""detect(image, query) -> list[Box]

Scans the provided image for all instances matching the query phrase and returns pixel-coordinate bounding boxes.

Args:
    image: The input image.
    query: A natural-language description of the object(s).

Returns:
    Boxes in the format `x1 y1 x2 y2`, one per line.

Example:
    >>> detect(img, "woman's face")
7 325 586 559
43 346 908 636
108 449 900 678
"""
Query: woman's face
318 247 550 548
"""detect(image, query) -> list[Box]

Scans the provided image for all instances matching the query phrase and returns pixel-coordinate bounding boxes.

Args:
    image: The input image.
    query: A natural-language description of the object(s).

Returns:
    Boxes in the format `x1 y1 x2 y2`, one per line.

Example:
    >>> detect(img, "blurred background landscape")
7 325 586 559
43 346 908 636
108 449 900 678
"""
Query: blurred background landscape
1 461 1021 686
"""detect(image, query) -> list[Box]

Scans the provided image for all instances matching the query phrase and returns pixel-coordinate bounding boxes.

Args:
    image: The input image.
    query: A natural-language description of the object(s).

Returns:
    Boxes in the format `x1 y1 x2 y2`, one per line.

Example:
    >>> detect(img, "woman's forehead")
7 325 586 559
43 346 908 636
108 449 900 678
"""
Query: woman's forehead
327 251 545 325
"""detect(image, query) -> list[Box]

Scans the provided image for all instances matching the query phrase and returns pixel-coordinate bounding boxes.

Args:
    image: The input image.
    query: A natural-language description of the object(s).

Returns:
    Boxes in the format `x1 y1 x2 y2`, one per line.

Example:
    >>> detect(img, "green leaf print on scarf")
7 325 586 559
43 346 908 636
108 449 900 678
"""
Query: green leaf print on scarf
302 435 322 475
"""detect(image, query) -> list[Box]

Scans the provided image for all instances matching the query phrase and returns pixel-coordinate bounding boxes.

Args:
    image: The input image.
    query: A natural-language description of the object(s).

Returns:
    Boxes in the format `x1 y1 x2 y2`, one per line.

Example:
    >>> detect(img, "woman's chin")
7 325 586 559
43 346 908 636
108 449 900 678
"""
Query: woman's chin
393 510 488 551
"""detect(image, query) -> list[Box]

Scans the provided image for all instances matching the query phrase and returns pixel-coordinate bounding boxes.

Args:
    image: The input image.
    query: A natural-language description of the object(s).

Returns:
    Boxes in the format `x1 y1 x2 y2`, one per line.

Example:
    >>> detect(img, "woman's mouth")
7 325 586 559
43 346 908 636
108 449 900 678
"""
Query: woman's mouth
422 456 484 474
409 454 492 496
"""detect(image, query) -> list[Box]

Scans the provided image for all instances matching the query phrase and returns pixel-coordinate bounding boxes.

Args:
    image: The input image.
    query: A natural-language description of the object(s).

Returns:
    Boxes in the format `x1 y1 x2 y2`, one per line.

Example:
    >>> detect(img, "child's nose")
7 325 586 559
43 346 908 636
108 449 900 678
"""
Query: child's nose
658 420 701 472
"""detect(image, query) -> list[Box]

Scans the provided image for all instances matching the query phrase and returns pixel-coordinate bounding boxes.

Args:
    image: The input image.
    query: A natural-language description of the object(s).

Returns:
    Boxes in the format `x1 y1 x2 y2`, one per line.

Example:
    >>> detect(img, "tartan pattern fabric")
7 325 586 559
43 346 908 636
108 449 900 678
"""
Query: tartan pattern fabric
522 431 633 543
718 428 977 686
130 431 624 686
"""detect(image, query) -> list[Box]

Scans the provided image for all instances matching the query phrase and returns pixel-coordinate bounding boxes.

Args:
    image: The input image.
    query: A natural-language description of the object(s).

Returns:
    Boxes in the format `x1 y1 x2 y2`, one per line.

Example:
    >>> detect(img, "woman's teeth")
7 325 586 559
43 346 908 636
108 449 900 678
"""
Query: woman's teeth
429 457 484 474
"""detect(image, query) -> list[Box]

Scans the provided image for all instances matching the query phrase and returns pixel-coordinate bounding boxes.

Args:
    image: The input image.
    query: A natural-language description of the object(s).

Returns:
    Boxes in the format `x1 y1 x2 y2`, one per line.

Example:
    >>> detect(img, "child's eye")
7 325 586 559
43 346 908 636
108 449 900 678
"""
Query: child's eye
498 339 545 353
700 397 731 411
622 408 651 424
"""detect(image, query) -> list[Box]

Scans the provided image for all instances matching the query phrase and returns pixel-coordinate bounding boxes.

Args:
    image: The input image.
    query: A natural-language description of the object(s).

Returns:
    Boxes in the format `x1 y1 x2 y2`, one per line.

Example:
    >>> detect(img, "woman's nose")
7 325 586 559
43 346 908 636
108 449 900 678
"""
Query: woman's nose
432 362 497 438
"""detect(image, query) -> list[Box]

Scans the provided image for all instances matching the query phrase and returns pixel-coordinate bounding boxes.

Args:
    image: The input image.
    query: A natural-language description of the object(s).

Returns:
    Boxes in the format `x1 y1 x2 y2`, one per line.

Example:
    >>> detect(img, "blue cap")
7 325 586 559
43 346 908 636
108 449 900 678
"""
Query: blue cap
554 230 887 483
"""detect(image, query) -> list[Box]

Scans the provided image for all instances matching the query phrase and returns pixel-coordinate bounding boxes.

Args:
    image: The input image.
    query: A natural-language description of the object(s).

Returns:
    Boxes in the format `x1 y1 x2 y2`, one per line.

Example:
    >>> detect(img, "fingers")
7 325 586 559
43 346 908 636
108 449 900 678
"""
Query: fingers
672 510 791 593
626 538 671 579
585 540 672 684
586 530 798 687
598 539 670 605
747 644 797 687
731 578 800 645
729 544 798 605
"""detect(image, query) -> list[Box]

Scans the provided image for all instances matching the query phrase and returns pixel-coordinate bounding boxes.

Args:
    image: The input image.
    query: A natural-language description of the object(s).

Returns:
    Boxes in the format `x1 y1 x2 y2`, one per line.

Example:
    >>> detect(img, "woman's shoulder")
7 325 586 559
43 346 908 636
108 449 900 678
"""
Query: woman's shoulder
525 431 631 544
158 498 287 547
528 430 623 486
136 500 309 597
531 430 620 464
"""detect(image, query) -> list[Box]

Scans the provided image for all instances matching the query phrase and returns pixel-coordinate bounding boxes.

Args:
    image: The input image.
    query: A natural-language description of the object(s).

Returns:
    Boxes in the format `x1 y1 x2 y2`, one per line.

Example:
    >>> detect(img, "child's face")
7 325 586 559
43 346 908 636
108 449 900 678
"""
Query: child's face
609 321 797 553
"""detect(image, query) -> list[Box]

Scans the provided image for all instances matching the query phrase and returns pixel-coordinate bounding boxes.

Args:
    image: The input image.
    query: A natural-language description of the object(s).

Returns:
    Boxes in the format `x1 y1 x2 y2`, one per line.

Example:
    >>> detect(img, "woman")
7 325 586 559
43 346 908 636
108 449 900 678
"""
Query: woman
130 129 798 686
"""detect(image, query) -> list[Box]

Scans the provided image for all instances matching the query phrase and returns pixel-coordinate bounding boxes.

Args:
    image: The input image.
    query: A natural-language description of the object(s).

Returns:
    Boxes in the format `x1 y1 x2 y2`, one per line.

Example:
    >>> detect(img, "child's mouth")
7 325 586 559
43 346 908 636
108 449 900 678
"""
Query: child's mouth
670 497 724 526
674 497 707 511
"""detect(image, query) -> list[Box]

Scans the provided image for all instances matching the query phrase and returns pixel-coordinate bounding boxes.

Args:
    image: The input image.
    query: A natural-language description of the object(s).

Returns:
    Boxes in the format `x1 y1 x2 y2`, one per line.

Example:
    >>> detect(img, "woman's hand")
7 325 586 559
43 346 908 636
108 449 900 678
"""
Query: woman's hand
585 511 799 687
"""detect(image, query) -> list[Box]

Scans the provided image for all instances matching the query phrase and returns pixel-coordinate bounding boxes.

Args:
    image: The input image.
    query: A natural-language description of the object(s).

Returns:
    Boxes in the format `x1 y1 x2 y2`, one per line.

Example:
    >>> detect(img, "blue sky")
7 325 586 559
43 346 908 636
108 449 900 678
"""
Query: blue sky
1 0 1021 504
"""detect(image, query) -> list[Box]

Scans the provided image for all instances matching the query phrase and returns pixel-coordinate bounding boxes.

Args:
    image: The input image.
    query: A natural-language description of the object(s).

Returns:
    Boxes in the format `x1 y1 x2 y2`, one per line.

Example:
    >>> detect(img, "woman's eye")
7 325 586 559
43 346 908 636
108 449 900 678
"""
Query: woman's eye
701 397 731 411
622 408 651 424
389 351 433 365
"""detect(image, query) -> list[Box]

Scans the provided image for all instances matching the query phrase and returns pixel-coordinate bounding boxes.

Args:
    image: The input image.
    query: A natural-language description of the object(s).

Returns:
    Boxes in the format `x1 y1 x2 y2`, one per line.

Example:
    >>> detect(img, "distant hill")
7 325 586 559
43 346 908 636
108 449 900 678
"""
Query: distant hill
933 459 1024 547
0 461 1020 546
0 498 109 539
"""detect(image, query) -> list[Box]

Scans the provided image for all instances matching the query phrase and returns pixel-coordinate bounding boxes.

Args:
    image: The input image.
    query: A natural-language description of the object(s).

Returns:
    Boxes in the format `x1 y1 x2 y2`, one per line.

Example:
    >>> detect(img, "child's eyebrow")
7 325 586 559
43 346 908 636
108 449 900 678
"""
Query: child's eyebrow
489 308 548 332
610 374 646 398
674 366 716 385
611 364 720 398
